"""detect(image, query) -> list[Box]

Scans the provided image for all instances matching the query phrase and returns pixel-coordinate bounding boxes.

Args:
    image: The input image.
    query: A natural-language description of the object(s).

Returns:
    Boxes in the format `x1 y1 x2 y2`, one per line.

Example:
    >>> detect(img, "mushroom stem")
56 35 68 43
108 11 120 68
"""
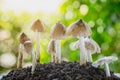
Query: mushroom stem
55 53 58 63
17 44 24 69
105 63 110 77
87 50 92 62
36 30 40 64
52 54 56 62
56 40 61 63
31 49 36 74
79 36 86 65
17 50 23 69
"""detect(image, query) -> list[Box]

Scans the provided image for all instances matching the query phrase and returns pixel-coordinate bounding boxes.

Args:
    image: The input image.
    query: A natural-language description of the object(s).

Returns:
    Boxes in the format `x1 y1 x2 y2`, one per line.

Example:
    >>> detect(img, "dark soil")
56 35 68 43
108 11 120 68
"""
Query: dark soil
1 61 120 80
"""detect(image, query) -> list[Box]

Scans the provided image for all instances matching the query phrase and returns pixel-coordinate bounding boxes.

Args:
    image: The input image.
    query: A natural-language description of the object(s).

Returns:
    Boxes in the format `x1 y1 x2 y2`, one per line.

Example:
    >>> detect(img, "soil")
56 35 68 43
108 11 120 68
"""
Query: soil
1 61 120 80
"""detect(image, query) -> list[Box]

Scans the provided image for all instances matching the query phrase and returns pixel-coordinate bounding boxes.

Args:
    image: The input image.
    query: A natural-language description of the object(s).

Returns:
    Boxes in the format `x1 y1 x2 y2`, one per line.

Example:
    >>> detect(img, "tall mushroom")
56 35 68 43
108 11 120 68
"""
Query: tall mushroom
17 32 30 69
31 19 45 64
92 56 118 77
50 22 66 63
66 19 91 65
47 39 56 62
23 40 36 74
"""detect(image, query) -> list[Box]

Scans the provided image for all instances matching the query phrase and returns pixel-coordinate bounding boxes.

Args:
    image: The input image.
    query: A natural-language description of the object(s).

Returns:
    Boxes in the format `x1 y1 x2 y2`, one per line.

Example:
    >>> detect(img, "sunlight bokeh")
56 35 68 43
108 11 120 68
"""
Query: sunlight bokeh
1 0 64 14
0 53 16 68
79 4 89 15
0 30 11 40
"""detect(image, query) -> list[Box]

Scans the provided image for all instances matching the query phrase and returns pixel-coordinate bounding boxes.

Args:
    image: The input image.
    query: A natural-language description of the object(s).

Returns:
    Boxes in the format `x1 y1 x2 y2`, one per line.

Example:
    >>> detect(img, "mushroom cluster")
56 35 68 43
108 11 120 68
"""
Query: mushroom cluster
18 32 36 74
17 19 45 74
48 22 66 63
17 19 119 76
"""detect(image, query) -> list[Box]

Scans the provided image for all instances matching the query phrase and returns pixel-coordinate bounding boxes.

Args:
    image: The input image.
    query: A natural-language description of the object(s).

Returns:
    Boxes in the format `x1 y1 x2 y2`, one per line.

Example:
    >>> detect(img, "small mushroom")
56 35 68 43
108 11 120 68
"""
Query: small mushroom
31 19 45 64
17 32 30 69
92 56 118 77
23 40 36 74
50 22 66 63
114 73 120 78
73 36 101 63
47 39 56 62
84 37 101 62
66 19 91 65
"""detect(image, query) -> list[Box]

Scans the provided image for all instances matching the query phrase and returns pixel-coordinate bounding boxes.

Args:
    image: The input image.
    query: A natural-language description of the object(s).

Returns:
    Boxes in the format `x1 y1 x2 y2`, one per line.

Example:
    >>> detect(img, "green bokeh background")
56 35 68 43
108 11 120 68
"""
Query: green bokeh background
0 0 120 74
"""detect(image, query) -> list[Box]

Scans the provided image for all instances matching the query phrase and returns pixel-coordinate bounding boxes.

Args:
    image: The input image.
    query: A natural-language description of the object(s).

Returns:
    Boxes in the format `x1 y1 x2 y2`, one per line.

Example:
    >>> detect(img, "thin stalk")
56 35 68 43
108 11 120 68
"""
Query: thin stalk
56 40 61 63
55 51 58 63
31 49 36 74
105 63 110 77
52 53 56 62
17 44 24 69
87 50 92 62
36 30 40 64
55 40 58 63
79 36 86 65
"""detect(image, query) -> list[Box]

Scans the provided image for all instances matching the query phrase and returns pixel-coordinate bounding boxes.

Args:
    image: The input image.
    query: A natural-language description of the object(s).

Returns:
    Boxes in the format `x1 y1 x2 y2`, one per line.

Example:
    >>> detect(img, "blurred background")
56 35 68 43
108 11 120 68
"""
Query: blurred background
0 0 120 75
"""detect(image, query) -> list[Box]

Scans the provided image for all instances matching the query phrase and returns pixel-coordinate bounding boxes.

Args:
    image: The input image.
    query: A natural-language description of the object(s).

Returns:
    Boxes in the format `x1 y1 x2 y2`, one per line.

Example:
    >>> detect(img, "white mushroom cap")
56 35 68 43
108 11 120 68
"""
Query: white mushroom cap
66 19 91 38
47 39 56 53
50 22 66 39
84 37 101 54
92 56 118 67
31 19 45 32
23 40 33 53
19 32 30 44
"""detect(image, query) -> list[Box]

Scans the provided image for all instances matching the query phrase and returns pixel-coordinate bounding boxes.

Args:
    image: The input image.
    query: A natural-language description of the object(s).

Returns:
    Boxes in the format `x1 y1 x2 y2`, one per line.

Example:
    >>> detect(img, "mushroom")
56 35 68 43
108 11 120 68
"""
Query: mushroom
47 39 56 62
31 19 45 64
114 73 120 78
92 56 118 77
23 40 36 74
17 32 30 69
50 22 66 63
84 36 101 62
66 19 91 65
73 36 101 63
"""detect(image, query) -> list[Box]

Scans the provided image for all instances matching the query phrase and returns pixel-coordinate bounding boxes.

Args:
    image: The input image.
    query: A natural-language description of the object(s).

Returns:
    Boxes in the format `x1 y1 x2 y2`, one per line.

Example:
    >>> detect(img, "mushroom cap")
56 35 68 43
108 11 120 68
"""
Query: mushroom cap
23 40 33 53
66 19 91 38
19 32 30 44
47 39 56 53
50 22 66 39
84 37 101 54
92 56 118 67
31 19 45 32
73 37 101 54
